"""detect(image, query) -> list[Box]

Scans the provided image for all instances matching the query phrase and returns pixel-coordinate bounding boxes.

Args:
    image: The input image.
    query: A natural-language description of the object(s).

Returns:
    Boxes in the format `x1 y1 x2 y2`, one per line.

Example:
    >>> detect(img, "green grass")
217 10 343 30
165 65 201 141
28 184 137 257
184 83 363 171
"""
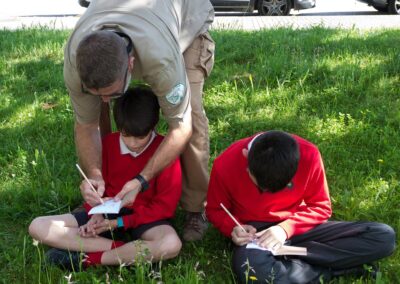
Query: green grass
0 26 399 283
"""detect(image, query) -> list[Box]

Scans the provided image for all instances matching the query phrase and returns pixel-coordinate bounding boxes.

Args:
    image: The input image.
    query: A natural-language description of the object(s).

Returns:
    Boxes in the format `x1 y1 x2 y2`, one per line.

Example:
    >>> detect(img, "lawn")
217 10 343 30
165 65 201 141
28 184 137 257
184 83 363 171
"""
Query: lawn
0 26 399 283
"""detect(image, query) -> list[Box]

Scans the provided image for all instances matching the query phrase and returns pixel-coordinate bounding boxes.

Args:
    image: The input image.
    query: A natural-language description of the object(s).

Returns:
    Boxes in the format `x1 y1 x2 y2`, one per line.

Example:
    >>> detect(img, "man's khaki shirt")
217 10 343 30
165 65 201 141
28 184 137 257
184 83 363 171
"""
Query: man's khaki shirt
64 0 214 127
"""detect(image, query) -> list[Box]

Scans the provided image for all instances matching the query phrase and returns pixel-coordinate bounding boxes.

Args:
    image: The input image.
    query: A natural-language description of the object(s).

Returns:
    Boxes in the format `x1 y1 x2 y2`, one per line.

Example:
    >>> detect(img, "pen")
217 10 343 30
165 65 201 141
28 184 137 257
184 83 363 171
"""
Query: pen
220 202 247 233
75 163 104 204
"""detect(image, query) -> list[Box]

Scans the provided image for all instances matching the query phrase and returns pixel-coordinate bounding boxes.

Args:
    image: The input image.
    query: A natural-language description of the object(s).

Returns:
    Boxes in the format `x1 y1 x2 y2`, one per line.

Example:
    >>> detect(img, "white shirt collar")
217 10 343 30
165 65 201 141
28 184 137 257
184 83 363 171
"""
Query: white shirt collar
247 133 263 150
119 131 156 158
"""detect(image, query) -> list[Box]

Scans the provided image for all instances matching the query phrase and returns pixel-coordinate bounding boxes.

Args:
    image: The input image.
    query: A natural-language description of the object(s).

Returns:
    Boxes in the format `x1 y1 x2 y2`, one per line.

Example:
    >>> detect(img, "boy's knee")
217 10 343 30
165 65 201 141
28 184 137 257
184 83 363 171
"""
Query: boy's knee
29 217 47 240
168 236 182 258
373 223 396 257
159 234 182 260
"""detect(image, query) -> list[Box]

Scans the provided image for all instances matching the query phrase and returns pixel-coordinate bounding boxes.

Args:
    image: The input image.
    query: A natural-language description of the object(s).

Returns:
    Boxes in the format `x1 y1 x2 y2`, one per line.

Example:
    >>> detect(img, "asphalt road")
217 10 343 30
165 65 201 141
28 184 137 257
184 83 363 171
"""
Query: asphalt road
1 0 399 30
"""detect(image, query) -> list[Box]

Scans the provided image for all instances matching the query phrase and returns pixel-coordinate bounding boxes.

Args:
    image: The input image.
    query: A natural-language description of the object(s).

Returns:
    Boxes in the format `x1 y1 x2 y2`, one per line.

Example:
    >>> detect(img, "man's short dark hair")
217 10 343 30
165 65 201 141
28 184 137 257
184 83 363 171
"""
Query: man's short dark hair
248 131 299 193
76 30 128 89
113 86 160 137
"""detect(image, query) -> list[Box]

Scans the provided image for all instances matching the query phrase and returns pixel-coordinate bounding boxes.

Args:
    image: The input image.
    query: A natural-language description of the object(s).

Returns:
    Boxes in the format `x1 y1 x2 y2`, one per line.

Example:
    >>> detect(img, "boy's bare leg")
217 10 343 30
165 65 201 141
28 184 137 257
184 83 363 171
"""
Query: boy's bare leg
101 225 181 265
29 214 113 252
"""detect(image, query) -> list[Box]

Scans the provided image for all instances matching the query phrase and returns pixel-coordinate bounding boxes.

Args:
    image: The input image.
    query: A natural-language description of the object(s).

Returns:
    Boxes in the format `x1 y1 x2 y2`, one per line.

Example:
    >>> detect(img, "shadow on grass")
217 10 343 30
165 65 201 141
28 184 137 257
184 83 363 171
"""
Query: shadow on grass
0 59 66 125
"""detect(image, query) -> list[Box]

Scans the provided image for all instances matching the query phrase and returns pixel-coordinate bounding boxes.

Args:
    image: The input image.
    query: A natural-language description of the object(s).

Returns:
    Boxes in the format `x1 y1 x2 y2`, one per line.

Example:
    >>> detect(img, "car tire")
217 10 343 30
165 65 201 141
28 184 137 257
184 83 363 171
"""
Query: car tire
372 5 388 12
78 0 90 8
388 0 400 14
257 0 292 16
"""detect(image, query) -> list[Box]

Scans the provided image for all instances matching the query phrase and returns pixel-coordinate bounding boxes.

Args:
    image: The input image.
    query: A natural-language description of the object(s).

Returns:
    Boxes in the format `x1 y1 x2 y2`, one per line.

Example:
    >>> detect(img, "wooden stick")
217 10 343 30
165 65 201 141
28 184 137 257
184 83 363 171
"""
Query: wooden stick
75 163 104 204
220 202 246 233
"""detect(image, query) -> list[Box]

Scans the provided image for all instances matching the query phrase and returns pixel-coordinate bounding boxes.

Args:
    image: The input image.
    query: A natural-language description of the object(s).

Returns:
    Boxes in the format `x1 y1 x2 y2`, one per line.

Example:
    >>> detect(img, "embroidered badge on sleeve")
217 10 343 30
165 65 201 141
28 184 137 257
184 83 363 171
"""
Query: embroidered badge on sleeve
166 83 185 105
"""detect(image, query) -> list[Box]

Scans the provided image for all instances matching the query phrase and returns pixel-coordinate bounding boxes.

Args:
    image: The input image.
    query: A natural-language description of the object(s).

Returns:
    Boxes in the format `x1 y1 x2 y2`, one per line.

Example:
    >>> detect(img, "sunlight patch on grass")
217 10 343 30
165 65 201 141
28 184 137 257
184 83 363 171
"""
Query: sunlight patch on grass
312 112 362 139
4 104 37 128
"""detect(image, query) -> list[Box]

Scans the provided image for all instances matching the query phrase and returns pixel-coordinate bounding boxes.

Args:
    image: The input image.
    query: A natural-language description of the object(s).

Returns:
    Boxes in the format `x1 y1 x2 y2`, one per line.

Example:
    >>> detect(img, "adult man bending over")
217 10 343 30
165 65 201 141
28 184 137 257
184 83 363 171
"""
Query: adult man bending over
64 0 215 241
206 130 395 283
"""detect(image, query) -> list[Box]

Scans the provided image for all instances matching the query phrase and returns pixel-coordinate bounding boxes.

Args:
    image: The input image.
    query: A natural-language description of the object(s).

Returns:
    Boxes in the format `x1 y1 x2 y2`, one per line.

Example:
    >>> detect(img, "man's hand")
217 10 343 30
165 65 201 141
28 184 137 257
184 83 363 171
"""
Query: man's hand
78 214 104 238
80 177 105 206
114 179 141 207
231 225 257 246
255 225 287 250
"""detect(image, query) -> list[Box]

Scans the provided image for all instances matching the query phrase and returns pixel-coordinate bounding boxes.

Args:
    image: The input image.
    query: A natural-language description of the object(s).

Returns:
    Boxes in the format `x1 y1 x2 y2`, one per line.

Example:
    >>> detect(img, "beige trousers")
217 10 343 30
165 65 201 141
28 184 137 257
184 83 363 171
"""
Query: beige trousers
181 32 215 212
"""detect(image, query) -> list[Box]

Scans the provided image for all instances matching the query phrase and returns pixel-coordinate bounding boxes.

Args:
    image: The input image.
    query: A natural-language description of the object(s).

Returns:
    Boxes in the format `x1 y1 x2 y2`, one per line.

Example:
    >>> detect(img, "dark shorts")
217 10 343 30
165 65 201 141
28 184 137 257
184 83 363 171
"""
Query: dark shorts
72 208 172 241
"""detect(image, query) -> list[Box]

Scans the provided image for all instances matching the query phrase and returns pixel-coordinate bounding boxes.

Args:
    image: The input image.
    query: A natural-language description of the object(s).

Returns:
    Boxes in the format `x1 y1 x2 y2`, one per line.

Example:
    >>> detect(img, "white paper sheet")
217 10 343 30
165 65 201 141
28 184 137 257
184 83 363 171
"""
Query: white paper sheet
246 241 307 256
88 199 122 215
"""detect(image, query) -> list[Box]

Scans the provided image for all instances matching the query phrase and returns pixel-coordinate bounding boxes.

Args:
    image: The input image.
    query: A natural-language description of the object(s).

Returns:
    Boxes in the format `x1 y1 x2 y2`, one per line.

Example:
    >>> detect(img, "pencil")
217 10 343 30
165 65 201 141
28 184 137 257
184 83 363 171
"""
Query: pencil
220 202 247 233
75 163 104 204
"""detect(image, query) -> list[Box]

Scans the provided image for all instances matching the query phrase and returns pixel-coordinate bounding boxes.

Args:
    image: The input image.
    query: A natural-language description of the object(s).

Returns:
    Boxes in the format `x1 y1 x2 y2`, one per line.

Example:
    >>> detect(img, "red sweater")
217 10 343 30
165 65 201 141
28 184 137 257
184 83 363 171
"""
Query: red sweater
84 132 182 229
206 133 332 239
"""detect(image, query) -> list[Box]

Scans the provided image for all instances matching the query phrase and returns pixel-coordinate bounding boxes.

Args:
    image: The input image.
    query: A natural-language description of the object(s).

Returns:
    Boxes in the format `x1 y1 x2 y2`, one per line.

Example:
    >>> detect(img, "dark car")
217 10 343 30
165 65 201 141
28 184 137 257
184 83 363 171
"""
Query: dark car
211 0 316 16
357 0 400 14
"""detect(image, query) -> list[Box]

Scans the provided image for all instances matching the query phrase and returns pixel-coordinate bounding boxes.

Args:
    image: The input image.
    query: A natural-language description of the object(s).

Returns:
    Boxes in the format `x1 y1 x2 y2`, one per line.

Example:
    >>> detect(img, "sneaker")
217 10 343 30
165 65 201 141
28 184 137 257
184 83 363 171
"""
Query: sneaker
45 248 85 271
182 212 208 241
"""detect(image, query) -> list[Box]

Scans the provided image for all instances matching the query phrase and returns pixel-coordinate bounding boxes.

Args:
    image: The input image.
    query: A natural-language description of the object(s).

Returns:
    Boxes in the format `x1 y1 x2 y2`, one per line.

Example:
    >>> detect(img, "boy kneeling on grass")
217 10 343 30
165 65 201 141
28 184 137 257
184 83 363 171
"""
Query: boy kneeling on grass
29 86 182 270
206 130 396 283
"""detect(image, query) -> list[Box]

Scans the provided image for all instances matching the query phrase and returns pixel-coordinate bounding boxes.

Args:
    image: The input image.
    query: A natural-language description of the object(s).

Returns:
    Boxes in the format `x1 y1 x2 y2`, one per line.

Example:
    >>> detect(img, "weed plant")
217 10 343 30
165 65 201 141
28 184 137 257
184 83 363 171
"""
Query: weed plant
0 26 399 283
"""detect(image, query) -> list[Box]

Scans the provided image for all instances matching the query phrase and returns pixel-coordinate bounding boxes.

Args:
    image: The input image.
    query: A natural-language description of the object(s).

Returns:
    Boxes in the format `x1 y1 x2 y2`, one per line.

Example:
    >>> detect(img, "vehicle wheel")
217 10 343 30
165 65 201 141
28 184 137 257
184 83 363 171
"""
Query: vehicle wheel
388 0 400 14
78 0 90 8
257 0 291 16
372 5 388 12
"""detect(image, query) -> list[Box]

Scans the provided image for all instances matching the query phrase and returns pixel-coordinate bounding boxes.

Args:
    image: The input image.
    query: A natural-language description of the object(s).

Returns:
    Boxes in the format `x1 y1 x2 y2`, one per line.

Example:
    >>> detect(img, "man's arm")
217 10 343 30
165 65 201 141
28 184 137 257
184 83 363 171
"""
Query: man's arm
65 49 105 205
116 119 192 206
142 120 192 180
75 121 105 205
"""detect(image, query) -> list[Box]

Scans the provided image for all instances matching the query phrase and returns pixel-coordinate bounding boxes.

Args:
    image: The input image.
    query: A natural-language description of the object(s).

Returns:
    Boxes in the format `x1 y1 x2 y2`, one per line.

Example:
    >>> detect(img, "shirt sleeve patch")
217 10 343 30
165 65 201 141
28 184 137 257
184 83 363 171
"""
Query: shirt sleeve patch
165 83 185 105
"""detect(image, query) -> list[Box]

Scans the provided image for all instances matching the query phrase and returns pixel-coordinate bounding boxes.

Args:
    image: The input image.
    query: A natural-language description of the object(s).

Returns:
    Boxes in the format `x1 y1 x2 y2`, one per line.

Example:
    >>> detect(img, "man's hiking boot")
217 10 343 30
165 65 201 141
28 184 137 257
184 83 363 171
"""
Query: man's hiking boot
45 248 85 271
182 212 208 241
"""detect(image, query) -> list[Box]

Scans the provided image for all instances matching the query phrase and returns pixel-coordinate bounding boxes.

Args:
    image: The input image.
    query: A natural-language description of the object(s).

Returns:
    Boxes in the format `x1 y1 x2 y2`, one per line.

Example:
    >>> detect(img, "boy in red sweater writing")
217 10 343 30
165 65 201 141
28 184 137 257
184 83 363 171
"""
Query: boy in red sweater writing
206 130 395 283
29 86 182 270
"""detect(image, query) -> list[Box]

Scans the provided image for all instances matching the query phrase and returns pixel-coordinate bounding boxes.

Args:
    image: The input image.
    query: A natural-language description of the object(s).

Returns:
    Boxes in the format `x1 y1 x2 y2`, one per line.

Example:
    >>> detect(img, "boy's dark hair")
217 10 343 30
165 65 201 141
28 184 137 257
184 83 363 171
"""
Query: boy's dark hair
248 131 299 193
113 86 160 137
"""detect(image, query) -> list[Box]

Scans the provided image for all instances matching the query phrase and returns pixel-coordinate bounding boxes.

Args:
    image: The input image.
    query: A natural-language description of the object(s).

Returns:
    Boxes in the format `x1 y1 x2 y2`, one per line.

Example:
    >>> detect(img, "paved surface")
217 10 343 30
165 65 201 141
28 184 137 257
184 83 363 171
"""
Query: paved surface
1 0 399 30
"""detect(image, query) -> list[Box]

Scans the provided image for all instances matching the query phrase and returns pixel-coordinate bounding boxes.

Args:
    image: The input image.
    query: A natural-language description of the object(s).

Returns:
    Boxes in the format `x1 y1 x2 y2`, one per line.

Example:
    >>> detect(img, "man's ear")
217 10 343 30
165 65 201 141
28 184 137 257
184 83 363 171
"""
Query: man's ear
242 148 248 159
128 56 135 71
